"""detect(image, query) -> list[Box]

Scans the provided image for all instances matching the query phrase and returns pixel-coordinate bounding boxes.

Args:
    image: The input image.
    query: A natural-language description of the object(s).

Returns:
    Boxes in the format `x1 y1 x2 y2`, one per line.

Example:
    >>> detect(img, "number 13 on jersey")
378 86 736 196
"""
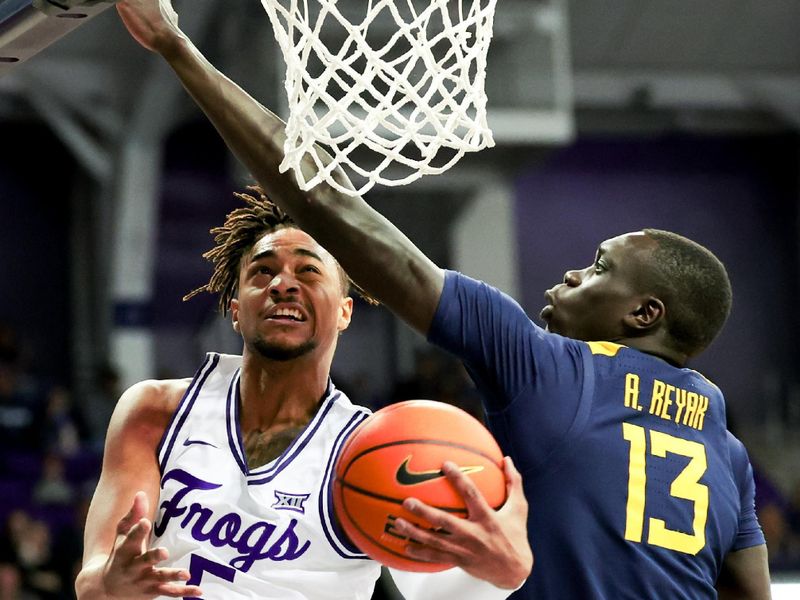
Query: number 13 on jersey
622 423 709 555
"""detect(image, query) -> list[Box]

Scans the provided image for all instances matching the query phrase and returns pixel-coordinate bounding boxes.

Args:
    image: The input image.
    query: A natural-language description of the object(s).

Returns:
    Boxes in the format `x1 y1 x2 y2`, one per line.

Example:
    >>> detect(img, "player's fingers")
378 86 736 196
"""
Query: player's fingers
500 457 529 516
394 517 467 561
148 567 191 582
133 490 150 520
503 456 523 497
393 516 454 551
140 566 199 597
441 461 493 520
116 492 149 538
399 499 463 537
403 541 460 566
133 546 169 566
118 518 152 558
146 582 203 598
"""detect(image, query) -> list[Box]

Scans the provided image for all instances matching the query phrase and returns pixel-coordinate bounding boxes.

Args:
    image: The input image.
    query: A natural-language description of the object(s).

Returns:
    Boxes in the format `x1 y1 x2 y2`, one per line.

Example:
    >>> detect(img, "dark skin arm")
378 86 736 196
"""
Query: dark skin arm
716 545 772 600
117 0 443 336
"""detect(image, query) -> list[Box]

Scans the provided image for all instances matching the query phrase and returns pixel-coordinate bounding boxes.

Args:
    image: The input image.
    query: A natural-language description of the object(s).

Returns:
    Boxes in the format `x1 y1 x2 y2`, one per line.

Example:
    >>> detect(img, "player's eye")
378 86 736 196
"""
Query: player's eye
257 266 273 276
301 265 321 274
594 260 607 273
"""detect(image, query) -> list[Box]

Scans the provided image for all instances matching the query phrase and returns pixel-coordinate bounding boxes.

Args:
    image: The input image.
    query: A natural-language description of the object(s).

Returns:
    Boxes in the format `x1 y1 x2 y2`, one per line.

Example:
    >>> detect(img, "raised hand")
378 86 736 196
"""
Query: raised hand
101 492 203 599
394 457 533 590
117 0 182 53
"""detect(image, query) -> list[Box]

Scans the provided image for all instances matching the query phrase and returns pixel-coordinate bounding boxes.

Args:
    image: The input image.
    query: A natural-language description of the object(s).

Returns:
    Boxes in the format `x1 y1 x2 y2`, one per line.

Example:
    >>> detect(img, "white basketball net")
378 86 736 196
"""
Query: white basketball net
261 0 498 196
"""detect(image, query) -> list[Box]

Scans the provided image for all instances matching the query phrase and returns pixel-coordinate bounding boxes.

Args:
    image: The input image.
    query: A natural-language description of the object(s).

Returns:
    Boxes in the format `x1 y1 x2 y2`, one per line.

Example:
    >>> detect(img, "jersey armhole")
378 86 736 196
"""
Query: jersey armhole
318 409 373 560
156 353 221 475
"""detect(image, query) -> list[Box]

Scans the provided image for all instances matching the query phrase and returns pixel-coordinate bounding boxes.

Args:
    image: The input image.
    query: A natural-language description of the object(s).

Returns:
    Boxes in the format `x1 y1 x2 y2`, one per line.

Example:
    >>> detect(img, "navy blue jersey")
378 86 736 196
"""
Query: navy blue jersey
429 271 764 599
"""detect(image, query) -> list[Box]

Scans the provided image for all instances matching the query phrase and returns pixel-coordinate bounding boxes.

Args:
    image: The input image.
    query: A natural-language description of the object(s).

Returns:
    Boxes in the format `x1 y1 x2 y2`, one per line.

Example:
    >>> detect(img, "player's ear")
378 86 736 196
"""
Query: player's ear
230 298 241 333
625 296 665 332
337 296 354 333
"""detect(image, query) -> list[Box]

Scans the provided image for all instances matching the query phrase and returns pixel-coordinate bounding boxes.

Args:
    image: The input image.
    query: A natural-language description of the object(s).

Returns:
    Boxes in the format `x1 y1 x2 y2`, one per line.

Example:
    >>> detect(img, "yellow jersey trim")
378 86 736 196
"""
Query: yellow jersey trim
586 341 625 357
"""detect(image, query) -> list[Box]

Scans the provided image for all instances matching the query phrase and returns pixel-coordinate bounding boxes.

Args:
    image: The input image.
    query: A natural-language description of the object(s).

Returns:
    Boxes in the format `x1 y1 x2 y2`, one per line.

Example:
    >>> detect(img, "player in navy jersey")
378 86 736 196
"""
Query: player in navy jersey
112 0 771 598
428 248 769 598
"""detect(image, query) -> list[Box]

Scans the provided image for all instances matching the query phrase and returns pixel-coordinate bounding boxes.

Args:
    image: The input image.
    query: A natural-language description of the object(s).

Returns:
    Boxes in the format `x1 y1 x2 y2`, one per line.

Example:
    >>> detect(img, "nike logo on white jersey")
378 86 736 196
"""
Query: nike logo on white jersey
183 438 218 448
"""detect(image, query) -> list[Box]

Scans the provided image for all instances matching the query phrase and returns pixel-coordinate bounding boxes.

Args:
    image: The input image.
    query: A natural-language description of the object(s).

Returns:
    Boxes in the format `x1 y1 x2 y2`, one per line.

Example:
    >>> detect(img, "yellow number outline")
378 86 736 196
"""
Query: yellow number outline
622 423 709 555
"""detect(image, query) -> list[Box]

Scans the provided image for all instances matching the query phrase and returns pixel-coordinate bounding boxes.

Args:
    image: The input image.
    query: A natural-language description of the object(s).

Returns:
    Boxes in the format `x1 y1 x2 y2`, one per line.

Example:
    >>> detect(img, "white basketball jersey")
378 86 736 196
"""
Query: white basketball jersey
152 353 380 599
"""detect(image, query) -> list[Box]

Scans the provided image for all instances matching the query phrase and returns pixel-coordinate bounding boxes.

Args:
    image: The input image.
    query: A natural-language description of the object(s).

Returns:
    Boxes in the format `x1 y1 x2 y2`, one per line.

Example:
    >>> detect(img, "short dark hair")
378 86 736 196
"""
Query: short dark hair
642 229 732 356
185 187 375 315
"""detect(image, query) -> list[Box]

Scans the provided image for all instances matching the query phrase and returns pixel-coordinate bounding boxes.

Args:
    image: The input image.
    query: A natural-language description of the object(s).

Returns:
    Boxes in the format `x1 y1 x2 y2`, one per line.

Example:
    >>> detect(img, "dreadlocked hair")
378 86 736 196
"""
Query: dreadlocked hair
184 186 378 314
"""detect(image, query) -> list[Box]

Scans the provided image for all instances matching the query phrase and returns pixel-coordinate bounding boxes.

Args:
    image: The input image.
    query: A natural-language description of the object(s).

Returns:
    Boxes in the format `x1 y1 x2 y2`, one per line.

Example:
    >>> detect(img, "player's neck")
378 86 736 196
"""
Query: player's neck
624 337 688 368
238 349 332 432
242 424 308 469
237 364 329 469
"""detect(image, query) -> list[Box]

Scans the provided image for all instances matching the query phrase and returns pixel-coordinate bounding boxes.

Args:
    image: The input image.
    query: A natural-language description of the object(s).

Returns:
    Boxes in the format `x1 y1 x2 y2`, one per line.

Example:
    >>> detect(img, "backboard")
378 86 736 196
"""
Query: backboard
0 0 117 77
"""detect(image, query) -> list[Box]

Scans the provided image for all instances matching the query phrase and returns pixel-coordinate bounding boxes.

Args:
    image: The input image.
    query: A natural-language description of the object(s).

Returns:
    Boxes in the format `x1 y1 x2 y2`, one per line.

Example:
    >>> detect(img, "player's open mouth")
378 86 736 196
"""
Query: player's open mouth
267 307 307 322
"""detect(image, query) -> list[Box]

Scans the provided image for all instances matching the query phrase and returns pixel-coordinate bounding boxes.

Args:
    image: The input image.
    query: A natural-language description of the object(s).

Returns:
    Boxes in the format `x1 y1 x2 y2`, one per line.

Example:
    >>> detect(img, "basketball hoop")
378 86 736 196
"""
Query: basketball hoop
261 0 498 196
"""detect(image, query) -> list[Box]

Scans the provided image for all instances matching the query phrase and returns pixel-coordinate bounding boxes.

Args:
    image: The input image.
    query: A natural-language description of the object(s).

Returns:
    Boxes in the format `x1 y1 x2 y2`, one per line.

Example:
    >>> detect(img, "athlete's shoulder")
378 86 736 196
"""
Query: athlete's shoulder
584 341 626 357
443 270 525 308
125 377 192 411
328 382 373 418
438 270 550 342
684 366 722 392
110 378 192 442
725 430 751 463
211 352 243 366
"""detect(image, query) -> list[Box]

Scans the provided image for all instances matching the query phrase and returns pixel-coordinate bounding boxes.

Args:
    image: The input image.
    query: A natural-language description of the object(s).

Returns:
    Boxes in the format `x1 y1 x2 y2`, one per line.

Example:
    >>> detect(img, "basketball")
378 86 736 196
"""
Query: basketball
332 400 506 572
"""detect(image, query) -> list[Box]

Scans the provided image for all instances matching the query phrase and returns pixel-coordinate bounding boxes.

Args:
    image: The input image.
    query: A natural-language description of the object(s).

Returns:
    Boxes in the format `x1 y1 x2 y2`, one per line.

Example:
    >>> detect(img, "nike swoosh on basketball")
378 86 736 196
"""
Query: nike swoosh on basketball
395 456 484 485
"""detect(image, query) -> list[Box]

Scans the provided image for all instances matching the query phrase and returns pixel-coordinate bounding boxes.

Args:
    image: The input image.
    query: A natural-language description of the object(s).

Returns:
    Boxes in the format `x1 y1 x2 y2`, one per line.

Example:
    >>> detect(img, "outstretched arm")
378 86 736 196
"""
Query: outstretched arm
117 0 445 335
75 381 202 599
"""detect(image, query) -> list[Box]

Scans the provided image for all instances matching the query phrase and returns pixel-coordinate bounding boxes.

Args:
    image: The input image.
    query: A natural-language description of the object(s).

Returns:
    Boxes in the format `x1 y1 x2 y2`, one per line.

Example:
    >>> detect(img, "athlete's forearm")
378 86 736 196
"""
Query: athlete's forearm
157 35 295 207
156 33 444 332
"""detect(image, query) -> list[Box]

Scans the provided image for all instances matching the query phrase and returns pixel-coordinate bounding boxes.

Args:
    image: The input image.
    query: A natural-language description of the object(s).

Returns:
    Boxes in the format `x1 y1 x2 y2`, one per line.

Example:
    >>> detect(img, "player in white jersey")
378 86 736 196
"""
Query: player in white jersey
75 186 532 599
153 353 377 599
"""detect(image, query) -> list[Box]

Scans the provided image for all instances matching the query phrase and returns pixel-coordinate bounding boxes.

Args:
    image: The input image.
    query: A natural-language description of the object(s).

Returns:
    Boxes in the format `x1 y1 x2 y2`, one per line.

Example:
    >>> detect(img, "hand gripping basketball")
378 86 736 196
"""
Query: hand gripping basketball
395 457 532 589
333 400 531 588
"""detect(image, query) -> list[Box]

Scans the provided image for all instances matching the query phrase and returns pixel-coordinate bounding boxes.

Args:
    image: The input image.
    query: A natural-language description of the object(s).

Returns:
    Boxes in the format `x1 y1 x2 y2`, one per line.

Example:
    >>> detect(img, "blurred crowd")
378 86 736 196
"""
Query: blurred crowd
0 325 108 600
0 323 798 599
